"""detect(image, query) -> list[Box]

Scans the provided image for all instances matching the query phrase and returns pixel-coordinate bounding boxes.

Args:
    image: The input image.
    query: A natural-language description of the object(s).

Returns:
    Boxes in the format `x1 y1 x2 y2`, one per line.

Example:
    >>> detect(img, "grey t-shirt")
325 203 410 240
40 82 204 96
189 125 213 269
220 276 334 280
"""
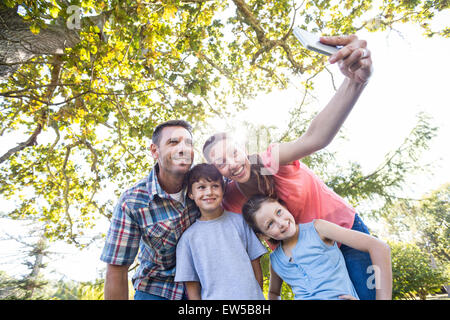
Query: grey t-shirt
175 211 267 300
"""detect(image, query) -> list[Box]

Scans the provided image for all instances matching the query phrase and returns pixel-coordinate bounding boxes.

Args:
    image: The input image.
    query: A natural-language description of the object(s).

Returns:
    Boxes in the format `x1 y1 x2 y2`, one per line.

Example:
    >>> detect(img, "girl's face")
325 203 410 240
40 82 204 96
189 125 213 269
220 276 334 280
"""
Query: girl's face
207 138 251 184
254 200 297 241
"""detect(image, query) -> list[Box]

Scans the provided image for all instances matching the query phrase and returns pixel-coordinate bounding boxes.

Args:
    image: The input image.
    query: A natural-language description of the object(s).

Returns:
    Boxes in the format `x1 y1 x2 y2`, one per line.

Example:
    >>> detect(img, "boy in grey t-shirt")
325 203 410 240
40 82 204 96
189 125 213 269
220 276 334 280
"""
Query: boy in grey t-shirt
175 164 267 300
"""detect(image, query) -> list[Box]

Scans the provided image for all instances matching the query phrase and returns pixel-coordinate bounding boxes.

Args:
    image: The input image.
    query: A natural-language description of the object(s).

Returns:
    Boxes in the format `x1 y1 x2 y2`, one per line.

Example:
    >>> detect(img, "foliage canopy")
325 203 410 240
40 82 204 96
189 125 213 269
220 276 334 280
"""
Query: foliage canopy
0 0 448 247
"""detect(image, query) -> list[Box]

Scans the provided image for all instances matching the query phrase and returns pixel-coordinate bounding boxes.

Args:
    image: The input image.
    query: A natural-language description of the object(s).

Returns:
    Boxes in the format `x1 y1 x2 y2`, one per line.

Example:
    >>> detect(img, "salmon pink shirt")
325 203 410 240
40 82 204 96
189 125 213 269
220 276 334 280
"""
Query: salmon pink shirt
222 144 356 230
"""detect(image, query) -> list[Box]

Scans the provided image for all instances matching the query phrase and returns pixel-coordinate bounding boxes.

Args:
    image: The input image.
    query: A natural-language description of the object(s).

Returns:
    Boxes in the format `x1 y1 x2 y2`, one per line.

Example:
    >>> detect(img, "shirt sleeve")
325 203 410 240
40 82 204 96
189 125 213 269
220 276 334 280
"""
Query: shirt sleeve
100 196 141 265
242 219 267 261
174 233 199 282
260 143 301 174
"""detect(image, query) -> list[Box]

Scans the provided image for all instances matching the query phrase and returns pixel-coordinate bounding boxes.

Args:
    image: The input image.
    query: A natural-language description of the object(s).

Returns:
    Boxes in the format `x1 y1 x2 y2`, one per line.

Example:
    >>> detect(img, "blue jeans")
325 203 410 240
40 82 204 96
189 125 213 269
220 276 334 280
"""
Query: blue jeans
134 291 169 300
339 214 376 300
134 290 188 300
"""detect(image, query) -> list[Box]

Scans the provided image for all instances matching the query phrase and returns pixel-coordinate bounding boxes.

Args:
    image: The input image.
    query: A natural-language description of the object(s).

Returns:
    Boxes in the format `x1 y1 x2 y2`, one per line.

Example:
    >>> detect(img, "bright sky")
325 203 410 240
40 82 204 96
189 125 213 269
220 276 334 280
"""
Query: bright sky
1 14 449 283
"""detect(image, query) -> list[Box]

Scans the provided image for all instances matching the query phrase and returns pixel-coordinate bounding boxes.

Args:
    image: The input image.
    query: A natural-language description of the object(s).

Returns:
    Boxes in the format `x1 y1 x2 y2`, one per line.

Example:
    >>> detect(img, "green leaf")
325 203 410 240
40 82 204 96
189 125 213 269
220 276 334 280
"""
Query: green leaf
4 0 16 8
30 23 40 35
49 6 60 18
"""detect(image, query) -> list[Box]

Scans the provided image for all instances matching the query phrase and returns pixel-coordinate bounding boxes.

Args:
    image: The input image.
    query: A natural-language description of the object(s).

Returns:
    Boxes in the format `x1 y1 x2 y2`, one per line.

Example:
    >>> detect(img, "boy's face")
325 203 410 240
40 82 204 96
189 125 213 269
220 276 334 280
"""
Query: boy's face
254 200 296 241
189 178 224 213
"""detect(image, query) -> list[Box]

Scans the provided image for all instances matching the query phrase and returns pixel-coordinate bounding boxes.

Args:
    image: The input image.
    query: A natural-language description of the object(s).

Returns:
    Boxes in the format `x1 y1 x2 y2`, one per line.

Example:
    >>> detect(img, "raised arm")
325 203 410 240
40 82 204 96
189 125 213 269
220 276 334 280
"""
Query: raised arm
278 35 373 165
314 219 392 300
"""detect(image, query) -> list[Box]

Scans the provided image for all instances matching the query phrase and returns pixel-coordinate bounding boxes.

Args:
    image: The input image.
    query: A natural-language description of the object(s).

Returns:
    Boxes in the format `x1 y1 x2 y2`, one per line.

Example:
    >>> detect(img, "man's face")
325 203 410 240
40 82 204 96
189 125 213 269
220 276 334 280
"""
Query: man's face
151 126 194 177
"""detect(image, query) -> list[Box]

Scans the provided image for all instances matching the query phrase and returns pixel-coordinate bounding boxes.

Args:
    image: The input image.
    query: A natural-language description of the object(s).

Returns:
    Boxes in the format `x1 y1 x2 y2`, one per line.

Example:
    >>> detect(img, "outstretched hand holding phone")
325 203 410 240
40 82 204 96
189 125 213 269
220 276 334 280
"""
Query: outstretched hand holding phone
320 34 373 84
293 28 373 84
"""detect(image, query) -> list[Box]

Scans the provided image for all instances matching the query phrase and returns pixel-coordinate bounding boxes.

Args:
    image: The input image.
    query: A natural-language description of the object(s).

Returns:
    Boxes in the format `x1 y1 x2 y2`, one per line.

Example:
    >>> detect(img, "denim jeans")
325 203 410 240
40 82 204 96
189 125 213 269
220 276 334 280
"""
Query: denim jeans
134 291 169 300
134 290 189 300
339 214 376 300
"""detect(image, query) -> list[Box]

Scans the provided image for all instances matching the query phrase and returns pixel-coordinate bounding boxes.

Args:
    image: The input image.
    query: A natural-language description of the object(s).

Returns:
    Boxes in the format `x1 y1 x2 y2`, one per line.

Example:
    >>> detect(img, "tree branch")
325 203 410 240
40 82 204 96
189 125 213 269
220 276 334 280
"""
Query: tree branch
197 51 233 79
0 54 63 164
0 4 111 79
232 0 304 73
61 141 82 245
45 121 61 182
0 123 42 164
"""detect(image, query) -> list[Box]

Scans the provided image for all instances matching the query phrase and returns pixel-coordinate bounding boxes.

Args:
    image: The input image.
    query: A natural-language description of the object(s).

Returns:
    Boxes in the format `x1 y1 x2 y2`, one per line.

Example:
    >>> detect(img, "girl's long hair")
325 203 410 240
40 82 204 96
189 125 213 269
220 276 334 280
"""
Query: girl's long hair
203 132 276 197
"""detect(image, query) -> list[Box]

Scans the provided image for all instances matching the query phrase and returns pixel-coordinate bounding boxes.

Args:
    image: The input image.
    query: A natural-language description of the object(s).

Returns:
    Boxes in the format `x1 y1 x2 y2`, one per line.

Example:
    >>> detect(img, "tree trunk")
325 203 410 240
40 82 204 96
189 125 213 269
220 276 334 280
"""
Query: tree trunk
25 233 48 299
0 5 80 80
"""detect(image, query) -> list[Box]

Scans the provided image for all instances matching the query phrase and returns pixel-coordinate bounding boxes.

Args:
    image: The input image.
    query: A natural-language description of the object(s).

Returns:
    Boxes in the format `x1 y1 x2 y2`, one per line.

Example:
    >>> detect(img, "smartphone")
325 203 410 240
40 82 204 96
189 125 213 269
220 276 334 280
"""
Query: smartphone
292 27 340 56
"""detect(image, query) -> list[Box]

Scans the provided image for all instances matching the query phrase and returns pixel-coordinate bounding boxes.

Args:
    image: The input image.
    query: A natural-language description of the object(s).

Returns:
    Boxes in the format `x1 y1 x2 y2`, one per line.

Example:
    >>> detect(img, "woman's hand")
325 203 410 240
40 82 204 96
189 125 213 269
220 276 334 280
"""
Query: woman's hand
320 35 373 84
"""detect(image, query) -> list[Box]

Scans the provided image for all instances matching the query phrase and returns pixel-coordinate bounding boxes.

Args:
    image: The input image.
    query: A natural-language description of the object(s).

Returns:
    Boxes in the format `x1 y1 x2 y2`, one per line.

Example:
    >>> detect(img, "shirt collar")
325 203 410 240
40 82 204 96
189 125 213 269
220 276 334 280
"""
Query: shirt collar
147 164 188 206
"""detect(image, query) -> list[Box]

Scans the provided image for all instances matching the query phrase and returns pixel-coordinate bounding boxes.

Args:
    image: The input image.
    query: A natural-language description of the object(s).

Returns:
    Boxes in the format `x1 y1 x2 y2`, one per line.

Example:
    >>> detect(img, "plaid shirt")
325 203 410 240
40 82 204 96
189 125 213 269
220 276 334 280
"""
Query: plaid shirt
100 164 199 300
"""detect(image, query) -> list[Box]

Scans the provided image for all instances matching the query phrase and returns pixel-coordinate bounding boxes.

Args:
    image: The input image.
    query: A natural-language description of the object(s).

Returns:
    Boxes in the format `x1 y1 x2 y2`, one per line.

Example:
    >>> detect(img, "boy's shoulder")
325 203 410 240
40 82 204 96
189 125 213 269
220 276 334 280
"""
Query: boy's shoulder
222 210 246 224
177 219 203 242
223 210 243 219
224 211 252 233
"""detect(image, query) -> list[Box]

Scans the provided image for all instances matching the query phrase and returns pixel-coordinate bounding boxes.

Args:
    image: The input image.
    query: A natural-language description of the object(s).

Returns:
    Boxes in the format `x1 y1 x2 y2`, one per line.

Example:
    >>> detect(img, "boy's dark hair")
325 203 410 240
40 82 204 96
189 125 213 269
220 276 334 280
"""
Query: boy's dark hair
186 163 225 196
152 120 193 146
242 194 281 246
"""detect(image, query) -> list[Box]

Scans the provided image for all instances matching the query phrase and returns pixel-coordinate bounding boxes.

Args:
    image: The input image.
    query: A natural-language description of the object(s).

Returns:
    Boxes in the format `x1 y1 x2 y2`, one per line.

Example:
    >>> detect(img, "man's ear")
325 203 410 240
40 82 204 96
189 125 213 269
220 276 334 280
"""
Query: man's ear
150 143 159 160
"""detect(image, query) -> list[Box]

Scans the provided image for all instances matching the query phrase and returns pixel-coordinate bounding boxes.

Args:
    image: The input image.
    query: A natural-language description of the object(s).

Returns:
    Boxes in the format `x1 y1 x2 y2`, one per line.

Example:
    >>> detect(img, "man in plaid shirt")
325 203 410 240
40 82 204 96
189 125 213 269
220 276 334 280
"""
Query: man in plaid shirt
101 120 200 300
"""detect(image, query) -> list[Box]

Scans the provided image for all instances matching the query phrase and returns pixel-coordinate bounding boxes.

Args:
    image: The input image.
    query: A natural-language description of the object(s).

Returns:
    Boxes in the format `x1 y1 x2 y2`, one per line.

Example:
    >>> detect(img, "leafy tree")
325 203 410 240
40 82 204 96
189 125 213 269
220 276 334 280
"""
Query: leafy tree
1 2 447 301
0 271 22 299
236 112 438 219
380 184 450 296
382 184 449 264
51 279 81 300
1 275 109 300
51 278 107 300
0 230 50 299
390 241 448 300
419 185 450 264
0 0 447 256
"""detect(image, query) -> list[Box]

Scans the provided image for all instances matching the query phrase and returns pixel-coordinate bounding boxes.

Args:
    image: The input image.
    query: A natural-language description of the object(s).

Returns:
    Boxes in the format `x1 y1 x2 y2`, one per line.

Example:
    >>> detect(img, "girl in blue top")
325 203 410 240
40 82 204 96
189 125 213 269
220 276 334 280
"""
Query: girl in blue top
242 195 392 300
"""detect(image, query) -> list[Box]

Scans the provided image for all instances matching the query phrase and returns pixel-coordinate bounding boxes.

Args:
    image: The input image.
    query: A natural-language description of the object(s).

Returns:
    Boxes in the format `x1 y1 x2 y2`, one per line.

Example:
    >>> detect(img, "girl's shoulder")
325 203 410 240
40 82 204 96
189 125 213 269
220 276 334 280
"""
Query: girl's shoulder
269 244 283 261
310 219 336 247
298 221 316 233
